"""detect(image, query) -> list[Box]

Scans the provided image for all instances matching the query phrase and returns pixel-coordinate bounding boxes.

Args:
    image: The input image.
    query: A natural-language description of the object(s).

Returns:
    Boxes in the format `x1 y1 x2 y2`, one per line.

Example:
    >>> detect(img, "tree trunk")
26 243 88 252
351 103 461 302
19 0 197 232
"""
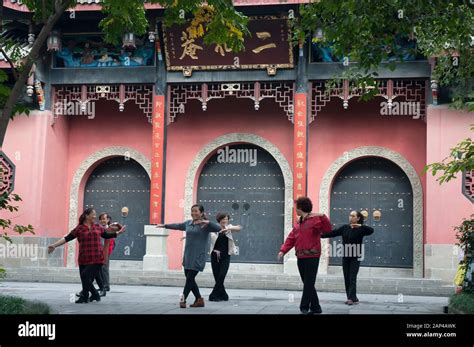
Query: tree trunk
0 1 70 147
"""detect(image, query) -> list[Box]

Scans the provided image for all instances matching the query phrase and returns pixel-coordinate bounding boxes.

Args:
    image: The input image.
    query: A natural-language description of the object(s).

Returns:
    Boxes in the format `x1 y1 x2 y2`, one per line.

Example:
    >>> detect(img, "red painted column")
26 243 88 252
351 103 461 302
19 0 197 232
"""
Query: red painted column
150 94 166 224
293 92 308 221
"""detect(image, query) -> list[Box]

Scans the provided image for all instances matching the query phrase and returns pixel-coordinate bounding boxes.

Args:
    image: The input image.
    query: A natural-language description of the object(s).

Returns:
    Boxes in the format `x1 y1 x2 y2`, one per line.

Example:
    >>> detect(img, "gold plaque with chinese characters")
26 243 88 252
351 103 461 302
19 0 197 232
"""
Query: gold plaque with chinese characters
163 16 294 76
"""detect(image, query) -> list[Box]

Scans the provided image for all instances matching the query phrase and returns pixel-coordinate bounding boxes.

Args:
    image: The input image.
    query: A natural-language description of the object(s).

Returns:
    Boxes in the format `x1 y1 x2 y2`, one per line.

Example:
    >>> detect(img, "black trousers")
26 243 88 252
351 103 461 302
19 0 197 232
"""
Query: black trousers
342 257 360 301
297 257 321 311
101 258 110 289
209 252 230 301
183 269 201 301
79 264 102 298
94 266 104 290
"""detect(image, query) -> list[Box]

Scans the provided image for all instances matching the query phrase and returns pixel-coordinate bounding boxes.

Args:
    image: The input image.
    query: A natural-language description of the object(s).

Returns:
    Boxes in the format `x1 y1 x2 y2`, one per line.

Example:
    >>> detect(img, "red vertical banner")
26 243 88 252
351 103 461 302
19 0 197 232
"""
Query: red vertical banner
150 94 165 224
293 93 308 221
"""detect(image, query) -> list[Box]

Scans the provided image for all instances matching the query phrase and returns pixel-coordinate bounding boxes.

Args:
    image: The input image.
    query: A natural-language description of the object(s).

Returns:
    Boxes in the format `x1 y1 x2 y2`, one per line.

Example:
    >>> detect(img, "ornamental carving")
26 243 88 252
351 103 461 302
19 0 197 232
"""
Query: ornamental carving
167 82 295 123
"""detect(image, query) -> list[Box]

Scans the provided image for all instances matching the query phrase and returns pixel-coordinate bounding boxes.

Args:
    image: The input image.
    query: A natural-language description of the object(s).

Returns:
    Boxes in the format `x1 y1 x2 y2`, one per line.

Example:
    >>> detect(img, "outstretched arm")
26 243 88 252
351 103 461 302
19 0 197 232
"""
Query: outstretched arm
101 230 118 239
205 221 223 233
321 225 344 239
102 223 126 238
48 227 78 254
47 238 67 254
221 225 242 233
319 214 333 234
157 222 187 231
353 225 374 236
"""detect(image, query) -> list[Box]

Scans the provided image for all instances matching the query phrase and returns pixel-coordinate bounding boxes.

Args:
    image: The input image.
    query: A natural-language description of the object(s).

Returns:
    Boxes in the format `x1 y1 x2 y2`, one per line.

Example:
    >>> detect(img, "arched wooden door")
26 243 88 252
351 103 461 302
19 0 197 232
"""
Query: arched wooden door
197 144 285 264
84 157 150 260
329 157 413 268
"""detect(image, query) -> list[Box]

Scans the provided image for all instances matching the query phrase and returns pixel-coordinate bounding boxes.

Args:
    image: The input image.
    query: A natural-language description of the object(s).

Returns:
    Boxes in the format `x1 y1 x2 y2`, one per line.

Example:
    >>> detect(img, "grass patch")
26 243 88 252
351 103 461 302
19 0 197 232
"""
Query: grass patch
449 292 474 314
0 295 50 314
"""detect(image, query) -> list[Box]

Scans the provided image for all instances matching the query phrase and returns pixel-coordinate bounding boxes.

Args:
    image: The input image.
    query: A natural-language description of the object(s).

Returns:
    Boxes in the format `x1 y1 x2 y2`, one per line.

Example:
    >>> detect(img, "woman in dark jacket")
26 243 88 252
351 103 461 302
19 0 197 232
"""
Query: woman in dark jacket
278 197 332 315
157 204 223 308
48 208 125 303
321 210 374 305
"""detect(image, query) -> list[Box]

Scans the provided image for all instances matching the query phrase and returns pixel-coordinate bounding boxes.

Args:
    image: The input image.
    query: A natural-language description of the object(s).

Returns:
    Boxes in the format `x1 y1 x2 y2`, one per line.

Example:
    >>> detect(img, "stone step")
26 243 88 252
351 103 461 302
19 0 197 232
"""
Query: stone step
4 267 454 297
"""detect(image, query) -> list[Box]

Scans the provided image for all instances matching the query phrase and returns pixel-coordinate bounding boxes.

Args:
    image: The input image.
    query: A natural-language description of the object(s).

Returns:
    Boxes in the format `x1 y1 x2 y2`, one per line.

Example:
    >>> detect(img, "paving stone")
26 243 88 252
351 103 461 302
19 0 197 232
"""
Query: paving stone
0 281 450 315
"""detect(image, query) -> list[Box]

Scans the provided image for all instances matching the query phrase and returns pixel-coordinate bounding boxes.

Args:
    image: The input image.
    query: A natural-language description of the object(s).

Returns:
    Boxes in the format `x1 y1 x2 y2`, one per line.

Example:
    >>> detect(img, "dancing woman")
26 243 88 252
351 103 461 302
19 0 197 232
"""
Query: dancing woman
156 204 222 308
278 197 332 314
321 210 374 305
48 208 125 303
74 212 111 299
208 212 242 302
99 212 115 292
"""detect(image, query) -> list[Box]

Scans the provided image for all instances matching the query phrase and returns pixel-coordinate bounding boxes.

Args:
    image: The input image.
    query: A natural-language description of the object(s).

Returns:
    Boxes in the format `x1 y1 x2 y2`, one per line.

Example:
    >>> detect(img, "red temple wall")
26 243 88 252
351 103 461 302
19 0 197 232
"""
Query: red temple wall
2 95 471 277
426 106 474 244
164 98 293 269
307 98 427 237
65 99 152 222
1 111 70 238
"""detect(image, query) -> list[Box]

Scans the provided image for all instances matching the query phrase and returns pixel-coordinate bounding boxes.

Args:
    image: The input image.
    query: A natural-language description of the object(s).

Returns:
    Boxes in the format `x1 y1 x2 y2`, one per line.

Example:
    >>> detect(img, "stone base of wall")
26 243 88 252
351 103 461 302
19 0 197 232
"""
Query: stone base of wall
1 237 461 286
0 236 64 268
425 244 460 283
328 266 414 278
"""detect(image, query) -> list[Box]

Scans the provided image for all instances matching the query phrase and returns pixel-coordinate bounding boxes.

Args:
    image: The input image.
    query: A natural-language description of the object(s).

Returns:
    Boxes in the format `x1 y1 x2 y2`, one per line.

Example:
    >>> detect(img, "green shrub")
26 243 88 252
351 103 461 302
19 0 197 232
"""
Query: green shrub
0 295 50 314
449 292 474 314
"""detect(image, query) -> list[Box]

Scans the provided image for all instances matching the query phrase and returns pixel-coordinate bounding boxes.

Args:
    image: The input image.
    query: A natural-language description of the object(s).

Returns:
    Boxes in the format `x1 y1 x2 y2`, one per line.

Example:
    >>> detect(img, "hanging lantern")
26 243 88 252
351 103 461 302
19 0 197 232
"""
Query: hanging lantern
122 32 136 49
26 85 34 97
26 65 35 97
148 31 156 43
28 33 35 45
313 28 324 40
47 31 61 51
28 21 35 45
148 19 157 43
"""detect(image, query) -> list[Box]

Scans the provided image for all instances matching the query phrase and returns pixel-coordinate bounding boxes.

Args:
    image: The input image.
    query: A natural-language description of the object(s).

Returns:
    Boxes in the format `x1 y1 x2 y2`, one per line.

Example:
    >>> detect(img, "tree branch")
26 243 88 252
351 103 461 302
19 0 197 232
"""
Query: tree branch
0 46 19 81
0 0 71 147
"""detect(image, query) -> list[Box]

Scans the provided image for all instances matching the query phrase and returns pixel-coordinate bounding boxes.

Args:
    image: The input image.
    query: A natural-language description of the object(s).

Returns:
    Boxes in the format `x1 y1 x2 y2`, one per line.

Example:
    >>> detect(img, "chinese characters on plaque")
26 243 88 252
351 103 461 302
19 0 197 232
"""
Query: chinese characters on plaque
150 95 165 224
293 93 307 208
163 17 293 76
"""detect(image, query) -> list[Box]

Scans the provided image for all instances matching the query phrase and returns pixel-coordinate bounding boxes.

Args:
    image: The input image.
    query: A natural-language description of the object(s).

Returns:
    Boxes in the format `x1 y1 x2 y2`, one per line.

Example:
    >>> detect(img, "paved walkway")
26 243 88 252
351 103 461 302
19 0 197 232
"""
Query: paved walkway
0 282 449 314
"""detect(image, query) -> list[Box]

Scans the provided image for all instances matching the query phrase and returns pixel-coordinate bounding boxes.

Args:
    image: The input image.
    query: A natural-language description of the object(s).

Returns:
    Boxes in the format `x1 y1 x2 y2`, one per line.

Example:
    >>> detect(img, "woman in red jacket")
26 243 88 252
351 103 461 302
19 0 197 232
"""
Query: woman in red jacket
278 197 332 314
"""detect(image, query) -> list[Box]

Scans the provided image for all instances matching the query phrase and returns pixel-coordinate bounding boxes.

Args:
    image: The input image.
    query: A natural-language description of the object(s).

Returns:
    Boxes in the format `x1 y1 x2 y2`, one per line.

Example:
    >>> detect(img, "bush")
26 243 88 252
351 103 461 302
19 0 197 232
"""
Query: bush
449 292 474 314
0 295 50 314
